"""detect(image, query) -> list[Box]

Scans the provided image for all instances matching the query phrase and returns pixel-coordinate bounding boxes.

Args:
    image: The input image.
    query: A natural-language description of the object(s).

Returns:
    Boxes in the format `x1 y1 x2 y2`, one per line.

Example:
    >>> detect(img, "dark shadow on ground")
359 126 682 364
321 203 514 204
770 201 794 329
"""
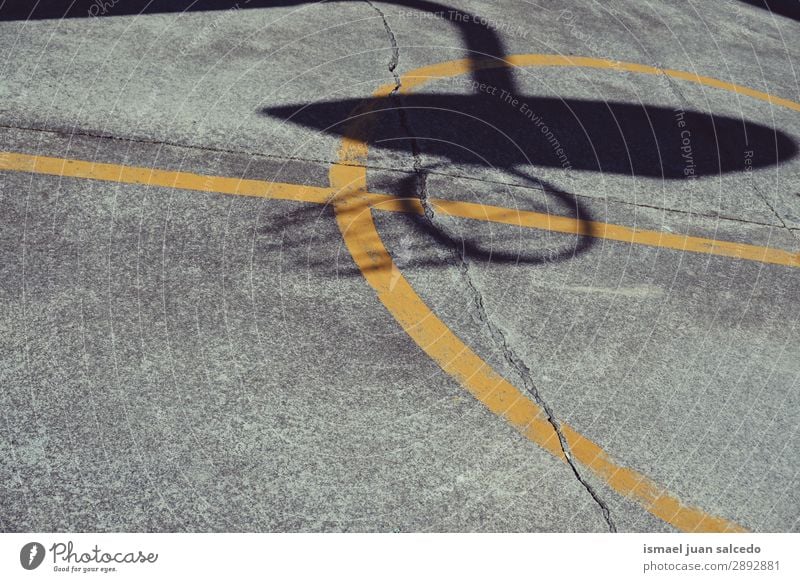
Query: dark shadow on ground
0 0 277 19
262 83 797 178
738 0 800 22
258 172 594 275
388 174 594 265
6 0 798 269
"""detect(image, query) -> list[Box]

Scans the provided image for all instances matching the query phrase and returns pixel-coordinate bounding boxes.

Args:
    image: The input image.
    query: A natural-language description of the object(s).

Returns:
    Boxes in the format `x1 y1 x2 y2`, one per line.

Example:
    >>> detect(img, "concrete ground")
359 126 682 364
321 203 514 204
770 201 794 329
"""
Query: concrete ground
0 0 798 532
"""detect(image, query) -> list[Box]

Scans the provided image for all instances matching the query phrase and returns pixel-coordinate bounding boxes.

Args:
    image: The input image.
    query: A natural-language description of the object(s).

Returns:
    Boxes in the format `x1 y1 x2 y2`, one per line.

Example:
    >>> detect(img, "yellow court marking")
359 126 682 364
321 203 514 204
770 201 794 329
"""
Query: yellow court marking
403 54 800 113
0 151 797 269
0 151 334 205
332 167 748 535
330 54 800 533
1 54 798 532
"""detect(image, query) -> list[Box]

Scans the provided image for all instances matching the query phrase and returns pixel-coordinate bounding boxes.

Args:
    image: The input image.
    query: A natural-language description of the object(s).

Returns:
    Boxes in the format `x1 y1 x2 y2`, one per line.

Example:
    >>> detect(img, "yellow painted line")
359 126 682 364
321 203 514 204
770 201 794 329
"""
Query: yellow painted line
372 196 799 268
327 53 800 533
400 54 800 113
424 199 800 268
1 53 796 530
2 150 796 269
1 150 749 531
0 151 334 205
332 169 746 533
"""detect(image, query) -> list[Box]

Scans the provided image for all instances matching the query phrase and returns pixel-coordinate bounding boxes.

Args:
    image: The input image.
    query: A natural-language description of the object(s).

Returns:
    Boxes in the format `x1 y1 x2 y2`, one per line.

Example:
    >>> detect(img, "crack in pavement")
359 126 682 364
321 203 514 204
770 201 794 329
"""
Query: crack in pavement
362 1 434 221
363 0 617 532
422 183 619 532
0 121 548 195
434 205 619 530
747 175 800 242
458 257 618 533
656 72 799 242
678 83 800 243
364 0 401 94
0 123 791 233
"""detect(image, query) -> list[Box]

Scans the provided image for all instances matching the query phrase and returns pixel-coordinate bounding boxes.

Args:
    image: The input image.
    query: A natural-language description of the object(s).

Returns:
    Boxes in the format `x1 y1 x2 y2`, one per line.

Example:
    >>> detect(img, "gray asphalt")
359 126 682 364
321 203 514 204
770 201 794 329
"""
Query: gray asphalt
0 0 798 532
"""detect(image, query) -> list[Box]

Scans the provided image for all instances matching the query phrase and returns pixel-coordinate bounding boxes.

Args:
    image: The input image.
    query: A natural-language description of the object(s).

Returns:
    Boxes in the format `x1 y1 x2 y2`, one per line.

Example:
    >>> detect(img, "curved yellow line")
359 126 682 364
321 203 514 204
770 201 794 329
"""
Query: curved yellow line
399 54 800 113
327 54 798 532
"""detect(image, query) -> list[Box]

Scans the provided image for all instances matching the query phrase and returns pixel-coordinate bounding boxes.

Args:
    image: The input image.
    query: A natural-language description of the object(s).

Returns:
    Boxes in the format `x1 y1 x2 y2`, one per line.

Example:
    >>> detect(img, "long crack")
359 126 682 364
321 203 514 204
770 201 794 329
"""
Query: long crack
364 0 401 94
456 251 617 533
362 1 434 220
364 0 617 532
430 195 618 531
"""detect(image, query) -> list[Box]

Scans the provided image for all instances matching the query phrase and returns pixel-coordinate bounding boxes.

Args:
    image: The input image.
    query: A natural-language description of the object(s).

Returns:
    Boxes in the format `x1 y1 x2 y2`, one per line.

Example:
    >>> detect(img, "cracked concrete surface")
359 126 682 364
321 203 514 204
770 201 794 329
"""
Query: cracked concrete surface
454 243 619 532
365 3 618 525
0 0 799 532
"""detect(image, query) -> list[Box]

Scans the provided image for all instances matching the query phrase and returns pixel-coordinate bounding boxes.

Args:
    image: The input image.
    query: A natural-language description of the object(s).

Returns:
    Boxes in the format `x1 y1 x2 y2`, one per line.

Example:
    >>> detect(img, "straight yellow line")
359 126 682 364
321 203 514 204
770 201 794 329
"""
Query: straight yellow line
1 151 796 269
426 199 800 268
0 151 334 205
